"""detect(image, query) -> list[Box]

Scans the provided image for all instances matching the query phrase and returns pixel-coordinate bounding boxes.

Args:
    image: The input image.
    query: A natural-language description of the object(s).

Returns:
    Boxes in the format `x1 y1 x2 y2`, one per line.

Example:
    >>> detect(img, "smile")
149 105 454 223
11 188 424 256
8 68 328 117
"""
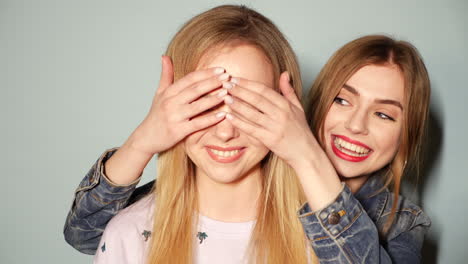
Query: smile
205 146 246 163
331 135 372 162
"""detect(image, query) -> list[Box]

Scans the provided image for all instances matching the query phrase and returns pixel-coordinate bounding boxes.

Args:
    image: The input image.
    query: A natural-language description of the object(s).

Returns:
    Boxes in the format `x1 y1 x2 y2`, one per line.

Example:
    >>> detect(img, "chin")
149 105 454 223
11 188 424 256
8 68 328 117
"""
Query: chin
334 159 389 180
203 168 247 184
334 166 361 179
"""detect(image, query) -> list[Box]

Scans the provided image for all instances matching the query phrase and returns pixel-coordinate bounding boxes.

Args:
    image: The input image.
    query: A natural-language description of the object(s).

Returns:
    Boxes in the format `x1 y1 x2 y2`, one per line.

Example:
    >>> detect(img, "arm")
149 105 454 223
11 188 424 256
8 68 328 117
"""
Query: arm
63 148 152 254
223 74 430 263
298 185 431 263
64 57 232 254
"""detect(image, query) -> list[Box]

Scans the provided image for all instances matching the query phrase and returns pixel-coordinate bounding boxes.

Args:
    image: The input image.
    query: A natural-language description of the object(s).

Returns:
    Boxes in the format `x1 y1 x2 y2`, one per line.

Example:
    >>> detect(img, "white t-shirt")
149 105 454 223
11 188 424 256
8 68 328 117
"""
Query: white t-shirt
93 195 255 264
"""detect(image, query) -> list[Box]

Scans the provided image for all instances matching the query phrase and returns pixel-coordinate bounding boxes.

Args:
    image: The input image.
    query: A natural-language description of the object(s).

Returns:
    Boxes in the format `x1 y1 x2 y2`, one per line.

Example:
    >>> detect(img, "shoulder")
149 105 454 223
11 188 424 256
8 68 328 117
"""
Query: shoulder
106 194 155 232
94 195 154 263
100 194 154 245
374 191 431 239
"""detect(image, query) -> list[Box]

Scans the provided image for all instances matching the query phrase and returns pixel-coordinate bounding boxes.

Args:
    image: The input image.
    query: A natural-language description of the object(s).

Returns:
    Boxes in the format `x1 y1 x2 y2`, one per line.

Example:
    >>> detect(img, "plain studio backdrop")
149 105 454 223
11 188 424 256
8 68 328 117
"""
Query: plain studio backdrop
1 0 467 263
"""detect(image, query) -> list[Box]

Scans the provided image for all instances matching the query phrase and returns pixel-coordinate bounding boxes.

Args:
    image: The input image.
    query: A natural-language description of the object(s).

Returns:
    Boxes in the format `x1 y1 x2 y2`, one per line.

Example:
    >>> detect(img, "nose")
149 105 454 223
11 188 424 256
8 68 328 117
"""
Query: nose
214 117 239 141
345 108 369 135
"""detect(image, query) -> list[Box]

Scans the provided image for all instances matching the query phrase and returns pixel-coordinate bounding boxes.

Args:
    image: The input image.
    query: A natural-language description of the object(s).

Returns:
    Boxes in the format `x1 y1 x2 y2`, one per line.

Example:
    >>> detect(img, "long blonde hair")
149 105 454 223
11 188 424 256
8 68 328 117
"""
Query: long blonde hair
147 5 315 264
306 35 431 233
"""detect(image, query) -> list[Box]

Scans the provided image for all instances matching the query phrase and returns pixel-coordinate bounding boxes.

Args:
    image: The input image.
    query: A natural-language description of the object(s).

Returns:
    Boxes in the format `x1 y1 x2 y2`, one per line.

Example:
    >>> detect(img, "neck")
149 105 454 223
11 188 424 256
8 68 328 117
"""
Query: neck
340 174 370 194
196 166 262 222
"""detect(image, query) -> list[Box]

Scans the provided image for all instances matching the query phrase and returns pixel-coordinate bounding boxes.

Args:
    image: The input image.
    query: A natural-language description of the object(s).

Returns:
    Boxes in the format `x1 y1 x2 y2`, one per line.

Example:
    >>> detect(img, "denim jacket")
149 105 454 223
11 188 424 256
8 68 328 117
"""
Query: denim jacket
64 149 431 263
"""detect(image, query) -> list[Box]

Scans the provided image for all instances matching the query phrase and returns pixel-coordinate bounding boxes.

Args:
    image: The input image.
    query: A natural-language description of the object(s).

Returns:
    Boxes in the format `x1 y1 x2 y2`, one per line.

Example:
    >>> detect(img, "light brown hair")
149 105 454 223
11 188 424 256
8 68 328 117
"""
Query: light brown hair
306 35 431 232
148 5 315 264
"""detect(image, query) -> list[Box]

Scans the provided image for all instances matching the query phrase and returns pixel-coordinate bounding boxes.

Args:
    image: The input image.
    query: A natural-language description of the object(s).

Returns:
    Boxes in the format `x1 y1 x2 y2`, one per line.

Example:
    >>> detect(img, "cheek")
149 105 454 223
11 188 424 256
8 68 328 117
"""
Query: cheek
245 136 269 158
323 106 343 131
247 135 267 150
375 125 402 156
184 130 208 154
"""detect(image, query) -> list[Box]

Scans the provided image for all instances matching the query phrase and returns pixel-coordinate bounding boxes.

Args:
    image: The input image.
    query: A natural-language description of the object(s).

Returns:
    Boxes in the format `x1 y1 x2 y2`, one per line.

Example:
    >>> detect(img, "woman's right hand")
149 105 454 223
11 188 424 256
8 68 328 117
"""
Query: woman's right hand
128 55 230 155
104 56 229 185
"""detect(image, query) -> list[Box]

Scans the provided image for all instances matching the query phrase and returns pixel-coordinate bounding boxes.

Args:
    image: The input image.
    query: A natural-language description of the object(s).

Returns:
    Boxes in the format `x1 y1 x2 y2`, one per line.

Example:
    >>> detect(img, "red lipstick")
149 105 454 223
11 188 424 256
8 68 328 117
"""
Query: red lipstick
335 135 371 149
331 135 372 162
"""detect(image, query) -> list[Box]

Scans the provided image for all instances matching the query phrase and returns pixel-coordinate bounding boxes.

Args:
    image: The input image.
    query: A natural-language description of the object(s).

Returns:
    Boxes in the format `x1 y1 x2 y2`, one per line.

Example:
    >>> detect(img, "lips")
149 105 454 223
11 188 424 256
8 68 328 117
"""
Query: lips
205 145 246 163
331 135 372 162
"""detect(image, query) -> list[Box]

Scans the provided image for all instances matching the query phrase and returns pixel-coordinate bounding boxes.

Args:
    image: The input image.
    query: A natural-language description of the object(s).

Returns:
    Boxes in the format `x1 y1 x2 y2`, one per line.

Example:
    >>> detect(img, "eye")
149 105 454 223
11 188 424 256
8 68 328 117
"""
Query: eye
333 96 350 106
375 112 395 121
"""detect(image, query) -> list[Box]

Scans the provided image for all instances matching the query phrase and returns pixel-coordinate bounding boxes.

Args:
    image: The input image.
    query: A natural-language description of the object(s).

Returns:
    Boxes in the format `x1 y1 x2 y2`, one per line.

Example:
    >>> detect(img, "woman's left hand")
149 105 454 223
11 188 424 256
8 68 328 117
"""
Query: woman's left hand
225 72 343 210
223 72 319 170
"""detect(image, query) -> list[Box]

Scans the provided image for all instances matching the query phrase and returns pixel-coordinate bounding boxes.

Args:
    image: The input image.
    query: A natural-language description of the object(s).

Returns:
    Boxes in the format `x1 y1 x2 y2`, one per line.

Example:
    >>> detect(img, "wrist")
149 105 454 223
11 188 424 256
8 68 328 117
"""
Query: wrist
290 150 343 211
288 141 326 172
125 131 155 158
104 135 154 186
126 124 161 156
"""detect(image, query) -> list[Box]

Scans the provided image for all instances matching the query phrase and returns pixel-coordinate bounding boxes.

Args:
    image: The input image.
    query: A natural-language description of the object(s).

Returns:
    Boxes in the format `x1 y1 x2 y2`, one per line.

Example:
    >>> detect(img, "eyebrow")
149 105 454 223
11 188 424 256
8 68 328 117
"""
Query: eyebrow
342 83 404 110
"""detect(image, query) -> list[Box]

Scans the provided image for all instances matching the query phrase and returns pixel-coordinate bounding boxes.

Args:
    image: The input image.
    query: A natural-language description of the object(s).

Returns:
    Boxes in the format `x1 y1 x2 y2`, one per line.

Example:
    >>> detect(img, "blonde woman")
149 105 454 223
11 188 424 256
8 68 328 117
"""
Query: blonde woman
88 5 313 264
65 5 431 264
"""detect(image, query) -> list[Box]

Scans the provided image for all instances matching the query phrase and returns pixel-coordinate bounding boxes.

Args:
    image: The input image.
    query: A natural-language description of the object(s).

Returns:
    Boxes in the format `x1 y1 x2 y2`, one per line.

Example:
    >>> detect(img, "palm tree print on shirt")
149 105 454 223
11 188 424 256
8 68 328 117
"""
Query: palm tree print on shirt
142 230 152 242
197 232 208 244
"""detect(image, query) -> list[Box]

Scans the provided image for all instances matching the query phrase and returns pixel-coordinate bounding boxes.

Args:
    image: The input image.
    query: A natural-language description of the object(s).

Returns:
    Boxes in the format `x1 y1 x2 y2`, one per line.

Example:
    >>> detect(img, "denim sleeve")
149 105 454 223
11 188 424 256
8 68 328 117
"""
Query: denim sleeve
63 148 141 255
298 185 430 264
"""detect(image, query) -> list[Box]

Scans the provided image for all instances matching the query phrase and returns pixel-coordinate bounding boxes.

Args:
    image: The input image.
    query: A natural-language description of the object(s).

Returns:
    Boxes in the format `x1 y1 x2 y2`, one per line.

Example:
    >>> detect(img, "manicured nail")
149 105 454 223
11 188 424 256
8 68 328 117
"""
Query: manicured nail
231 77 239 84
216 112 227 118
214 67 225 74
226 113 233 120
217 89 228 98
224 95 234 104
222 82 235 89
218 73 230 81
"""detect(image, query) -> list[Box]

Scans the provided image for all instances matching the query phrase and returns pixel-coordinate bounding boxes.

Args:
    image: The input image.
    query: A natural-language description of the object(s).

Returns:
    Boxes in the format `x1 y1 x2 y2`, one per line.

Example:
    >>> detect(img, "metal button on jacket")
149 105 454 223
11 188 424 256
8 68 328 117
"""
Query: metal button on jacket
328 211 341 225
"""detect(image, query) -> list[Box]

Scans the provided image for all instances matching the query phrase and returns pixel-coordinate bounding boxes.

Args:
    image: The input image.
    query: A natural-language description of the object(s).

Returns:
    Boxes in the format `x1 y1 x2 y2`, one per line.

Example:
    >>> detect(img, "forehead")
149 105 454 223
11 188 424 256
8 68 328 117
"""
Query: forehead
346 64 405 103
197 44 275 87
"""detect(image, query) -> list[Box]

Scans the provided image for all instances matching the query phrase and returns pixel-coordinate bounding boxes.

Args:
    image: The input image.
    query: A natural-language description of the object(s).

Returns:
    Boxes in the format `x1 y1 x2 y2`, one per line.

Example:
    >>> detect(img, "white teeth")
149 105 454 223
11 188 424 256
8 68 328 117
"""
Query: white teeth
334 137 370 157
345 142 352 150
210 149 240 158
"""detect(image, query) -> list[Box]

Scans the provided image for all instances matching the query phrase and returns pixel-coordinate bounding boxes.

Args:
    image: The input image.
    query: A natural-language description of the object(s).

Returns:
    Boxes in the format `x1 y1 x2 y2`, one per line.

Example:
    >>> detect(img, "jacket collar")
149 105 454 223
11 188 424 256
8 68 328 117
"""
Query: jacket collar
354 168 389 201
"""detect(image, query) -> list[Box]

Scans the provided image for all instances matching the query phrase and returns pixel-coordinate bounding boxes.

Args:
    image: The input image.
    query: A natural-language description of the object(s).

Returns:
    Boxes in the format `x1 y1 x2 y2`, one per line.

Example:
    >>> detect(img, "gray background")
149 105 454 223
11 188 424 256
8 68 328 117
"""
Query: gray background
2 0 467 263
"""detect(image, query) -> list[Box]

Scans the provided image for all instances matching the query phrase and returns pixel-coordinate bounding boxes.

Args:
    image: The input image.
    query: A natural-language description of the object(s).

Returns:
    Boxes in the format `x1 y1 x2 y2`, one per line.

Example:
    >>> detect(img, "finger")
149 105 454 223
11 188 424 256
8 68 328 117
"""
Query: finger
230 77 287 109
169 67 226 96
225 112 269 141
157 56 174 92
279 71 303 110
182 92 225 119
182 111 227 134
224 95 272 128
224 83 279 118
176 73 230 104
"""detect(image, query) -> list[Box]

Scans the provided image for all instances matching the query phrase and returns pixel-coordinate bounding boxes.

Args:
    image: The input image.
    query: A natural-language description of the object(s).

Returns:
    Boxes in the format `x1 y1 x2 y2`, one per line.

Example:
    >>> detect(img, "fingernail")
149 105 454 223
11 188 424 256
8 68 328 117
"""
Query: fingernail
217 89 228 98
285 71 290 82
226 113 233 120
218 73 230 81
231 77 239 84
224 95 234 104
216 112 226 118
214 67 225 74
222 82 235 89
